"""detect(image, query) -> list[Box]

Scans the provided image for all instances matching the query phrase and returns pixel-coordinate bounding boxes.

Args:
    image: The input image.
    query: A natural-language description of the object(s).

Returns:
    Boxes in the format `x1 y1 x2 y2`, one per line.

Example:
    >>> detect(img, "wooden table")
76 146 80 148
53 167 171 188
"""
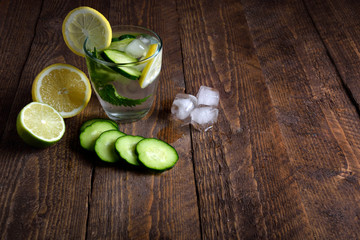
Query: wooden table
1 0 360 239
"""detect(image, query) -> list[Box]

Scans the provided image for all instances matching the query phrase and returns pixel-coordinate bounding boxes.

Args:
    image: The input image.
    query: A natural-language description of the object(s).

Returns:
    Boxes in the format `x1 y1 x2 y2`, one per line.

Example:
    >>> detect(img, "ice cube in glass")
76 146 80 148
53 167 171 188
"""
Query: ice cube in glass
137 35 151 47
125 39 149 59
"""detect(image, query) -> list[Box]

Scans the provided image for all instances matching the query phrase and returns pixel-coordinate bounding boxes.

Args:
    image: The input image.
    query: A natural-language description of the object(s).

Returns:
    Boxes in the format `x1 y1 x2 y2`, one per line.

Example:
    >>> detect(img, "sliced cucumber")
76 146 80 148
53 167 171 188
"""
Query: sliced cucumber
102 49 137 63
118 34 136 41
80 118 118 132
115 135 144 166
136 138 179 171
109 38 135 51
94 130 126 163
112 66 141 80
112 34 136 42
102 50 142 80
79 121 118 151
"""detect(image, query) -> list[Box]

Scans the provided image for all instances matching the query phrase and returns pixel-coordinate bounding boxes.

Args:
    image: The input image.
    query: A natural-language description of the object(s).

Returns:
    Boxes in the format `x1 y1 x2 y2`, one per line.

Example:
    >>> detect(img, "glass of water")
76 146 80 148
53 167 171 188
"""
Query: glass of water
84 25 163 122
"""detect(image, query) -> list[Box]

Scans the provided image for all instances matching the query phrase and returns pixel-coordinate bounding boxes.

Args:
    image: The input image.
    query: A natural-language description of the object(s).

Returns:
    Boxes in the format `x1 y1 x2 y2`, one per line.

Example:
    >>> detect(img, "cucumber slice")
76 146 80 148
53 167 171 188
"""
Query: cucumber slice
79 121 118 151
118 34 136 41
112 34 136 42
109 38 135 51
102 50 141 80
94 130 126 163
102 49 137 63
136 138 179 171
112 66 141 80
115 135 144 166
80 118 118 132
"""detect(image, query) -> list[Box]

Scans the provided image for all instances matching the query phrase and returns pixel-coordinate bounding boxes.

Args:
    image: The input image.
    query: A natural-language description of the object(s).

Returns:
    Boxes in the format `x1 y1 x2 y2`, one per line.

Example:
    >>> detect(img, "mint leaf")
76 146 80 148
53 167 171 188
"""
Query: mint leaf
92 47 98 58
97 84 150 107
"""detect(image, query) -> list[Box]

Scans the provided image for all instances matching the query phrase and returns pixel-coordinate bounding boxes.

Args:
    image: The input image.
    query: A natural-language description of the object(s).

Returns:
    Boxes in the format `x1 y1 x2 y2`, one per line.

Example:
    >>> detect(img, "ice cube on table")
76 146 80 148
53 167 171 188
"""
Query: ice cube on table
171 93 198 121
125 39 149 59
190 106 219 131
196 86 220 107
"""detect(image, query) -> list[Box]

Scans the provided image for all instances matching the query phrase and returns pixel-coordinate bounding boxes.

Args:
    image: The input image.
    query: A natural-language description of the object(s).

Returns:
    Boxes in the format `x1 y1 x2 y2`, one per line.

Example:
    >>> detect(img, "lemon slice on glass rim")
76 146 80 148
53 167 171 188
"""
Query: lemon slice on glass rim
32 63 92 118
139 44 162 88
62 6 112 56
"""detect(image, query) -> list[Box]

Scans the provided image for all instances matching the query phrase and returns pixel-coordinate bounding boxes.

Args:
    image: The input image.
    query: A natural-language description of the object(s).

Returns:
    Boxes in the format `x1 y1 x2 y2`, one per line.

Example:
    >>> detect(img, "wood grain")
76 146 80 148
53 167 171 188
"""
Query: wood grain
242 0 360 238
178 0 313 239
0 0 97 239
0 0 42 138
1 0 360 239
304 0 360 108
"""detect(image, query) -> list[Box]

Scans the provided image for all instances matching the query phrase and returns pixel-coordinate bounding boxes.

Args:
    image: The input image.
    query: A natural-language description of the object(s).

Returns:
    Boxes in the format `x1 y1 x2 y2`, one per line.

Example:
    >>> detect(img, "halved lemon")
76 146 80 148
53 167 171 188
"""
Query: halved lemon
32 63 91 118
62 6 112 56
17 102 65 148
139 44 162 88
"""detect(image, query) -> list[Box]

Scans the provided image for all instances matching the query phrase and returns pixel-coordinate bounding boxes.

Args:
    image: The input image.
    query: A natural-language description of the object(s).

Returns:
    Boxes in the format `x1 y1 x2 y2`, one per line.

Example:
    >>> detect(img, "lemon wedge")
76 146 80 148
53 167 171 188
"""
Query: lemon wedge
32 63 92 118
62 6 112 56
17 102 65 148
139 44 162 88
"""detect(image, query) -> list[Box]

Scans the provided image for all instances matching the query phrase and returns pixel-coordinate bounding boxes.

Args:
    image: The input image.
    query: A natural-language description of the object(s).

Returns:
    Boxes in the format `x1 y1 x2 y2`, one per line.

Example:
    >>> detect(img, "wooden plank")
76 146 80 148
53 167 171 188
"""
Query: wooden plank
242 0 360 239
304 0 360 108
0 0 104 239
178 0 313 238
0 0 42 138
85 0 201 239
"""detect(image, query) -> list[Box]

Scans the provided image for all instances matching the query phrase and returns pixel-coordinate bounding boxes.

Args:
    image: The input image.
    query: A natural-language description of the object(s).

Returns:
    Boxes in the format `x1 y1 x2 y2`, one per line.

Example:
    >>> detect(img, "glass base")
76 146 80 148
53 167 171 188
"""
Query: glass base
105 109 150 123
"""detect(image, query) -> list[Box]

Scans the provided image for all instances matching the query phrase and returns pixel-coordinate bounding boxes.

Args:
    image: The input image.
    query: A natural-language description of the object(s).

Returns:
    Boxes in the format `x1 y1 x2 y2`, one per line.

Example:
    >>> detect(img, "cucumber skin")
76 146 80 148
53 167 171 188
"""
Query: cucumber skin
111 66 141 80
112 34 136 42
101 50 141 80
80 118 118 132
102 49 137 63
79 121 118 151
115 135 144 166
135 138 179 171
118 34 136 41
94 130 126 163
108 38 135 51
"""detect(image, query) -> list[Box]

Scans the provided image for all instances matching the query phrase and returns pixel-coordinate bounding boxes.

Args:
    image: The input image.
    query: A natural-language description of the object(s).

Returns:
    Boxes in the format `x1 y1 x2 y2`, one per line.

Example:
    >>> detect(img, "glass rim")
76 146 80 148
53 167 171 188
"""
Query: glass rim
83 25 163 66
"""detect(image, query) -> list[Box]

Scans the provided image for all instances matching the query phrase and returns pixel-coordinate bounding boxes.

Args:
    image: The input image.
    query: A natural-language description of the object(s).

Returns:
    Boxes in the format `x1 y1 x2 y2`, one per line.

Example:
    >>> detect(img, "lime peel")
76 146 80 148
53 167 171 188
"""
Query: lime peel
17 102 65 148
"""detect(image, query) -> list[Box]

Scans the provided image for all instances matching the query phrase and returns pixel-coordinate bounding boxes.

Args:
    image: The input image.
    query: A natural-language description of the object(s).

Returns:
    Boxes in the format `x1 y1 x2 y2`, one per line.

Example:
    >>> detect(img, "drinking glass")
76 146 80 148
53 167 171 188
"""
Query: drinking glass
84 25 163 122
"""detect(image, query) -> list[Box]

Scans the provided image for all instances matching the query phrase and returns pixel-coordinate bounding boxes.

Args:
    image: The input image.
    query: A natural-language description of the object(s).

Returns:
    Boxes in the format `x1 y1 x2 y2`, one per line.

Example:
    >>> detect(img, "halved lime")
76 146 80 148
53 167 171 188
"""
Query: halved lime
16 102 65 148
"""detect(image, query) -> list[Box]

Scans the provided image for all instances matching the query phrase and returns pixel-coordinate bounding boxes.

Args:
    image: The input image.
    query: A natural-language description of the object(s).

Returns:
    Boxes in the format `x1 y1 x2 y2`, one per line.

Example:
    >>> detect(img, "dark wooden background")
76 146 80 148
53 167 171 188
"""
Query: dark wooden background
1 0 360 239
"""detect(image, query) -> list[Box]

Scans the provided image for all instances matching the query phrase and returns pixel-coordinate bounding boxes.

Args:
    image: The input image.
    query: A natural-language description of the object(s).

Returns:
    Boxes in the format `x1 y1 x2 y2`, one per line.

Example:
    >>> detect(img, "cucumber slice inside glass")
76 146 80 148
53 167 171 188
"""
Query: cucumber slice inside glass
102 50 141 80
109 37 135 51
102 49 137 63
112 34 136 42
